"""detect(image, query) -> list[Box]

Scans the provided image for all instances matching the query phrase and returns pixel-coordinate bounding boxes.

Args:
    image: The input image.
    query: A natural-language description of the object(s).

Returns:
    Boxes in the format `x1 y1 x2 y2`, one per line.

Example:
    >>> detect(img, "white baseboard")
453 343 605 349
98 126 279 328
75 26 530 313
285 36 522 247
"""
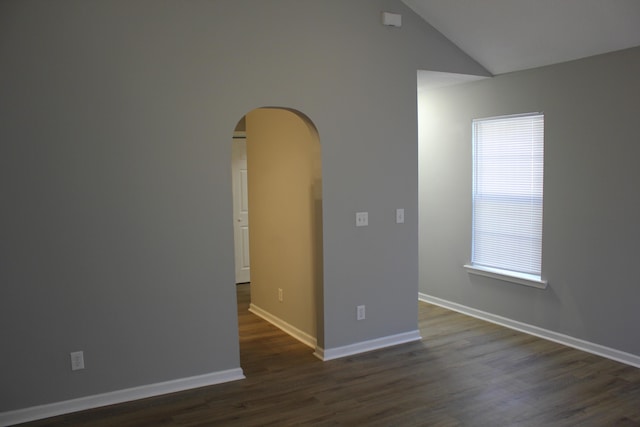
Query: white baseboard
315 330 422 361
419 292 640 369
249 303 317 349
0 368 245 427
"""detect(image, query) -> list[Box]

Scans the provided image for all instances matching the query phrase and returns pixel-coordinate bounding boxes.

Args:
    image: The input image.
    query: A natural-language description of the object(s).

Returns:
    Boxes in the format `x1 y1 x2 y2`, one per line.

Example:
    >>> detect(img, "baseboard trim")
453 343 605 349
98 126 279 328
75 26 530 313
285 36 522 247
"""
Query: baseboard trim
419 292 640 369
314 330 422 361
249 303 317 349
0 368 245 427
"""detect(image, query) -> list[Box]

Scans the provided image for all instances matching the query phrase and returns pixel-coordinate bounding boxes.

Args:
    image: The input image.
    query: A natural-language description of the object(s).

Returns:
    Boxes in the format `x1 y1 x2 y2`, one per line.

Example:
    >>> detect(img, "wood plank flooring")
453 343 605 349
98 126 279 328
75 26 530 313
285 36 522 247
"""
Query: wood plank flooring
16 284 640 426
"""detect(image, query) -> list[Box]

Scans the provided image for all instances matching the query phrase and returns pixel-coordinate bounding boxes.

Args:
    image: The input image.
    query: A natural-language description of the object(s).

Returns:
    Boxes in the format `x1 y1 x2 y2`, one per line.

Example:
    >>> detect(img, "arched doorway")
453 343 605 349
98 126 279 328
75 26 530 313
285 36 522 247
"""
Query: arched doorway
232 107 323 363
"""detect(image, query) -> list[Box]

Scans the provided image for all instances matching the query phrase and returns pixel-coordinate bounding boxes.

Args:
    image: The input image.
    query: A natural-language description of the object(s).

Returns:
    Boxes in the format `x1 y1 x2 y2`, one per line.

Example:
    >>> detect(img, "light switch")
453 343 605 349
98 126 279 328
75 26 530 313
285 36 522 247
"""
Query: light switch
396 208 404 224
356 212 368 227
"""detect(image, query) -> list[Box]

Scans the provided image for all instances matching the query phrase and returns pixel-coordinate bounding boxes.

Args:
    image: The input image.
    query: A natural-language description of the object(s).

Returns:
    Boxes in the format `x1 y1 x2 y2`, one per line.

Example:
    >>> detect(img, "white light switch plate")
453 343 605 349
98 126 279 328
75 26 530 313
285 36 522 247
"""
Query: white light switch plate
396 208 405 224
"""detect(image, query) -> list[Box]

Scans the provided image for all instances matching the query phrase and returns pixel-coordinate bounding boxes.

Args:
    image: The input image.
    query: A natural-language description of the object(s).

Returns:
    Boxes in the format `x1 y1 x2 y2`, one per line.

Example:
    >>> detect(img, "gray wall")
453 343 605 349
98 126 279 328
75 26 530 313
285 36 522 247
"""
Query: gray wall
419 46 640 357
0 0 488 412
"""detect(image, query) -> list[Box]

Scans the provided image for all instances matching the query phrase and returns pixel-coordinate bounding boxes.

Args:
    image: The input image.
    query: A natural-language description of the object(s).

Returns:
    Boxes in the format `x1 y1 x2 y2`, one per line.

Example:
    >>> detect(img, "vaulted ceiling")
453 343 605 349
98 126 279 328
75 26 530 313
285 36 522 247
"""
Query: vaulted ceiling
403 0 640 75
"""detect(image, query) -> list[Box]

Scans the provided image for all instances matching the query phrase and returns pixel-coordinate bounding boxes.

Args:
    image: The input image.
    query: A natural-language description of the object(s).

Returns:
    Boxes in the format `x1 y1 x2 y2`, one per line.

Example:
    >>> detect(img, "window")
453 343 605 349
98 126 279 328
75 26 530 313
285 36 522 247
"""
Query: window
464 113 547 288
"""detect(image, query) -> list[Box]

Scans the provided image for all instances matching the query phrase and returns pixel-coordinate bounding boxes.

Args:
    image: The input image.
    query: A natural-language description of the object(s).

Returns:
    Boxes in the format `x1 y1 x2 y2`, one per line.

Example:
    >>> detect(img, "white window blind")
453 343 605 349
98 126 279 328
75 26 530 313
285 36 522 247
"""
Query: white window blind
472 113 544 277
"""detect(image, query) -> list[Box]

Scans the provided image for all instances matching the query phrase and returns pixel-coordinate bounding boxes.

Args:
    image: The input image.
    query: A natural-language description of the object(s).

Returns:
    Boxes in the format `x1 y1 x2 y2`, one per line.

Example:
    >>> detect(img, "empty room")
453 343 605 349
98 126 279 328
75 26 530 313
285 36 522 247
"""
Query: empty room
2 1 639 425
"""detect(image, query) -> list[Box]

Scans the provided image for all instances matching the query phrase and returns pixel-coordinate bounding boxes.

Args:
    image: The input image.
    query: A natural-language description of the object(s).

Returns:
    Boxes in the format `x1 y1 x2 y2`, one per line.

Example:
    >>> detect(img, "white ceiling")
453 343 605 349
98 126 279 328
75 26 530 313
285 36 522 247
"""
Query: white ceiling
403 0 640 75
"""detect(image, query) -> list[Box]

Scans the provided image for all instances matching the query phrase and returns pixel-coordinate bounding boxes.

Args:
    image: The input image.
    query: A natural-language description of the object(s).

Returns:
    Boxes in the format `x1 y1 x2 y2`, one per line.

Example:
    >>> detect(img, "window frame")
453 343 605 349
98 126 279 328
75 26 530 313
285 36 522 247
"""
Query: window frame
464 112 548 289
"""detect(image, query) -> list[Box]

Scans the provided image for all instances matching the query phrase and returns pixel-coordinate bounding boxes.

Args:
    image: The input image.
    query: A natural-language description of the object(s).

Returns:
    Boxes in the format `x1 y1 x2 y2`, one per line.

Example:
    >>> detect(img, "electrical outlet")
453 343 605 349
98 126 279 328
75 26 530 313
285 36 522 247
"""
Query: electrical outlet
357 305 366 320
356 212 368 227
278 288 283 302
70 351 85 371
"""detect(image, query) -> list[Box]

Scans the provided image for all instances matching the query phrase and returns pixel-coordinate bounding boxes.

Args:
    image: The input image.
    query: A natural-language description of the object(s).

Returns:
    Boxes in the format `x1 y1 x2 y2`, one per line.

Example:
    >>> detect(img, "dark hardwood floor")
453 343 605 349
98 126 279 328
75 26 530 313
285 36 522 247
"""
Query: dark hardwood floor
16 284 640 426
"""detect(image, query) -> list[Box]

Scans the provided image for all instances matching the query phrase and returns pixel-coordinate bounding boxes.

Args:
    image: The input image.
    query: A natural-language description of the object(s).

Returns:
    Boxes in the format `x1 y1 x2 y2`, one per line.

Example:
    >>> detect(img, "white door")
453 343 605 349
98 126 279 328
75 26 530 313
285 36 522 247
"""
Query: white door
232 137 250 283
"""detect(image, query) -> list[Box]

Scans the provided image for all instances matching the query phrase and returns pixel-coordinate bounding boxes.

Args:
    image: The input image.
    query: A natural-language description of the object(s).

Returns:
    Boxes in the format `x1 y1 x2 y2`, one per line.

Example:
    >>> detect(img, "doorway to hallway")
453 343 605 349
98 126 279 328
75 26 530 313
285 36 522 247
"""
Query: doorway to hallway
231 107 324 363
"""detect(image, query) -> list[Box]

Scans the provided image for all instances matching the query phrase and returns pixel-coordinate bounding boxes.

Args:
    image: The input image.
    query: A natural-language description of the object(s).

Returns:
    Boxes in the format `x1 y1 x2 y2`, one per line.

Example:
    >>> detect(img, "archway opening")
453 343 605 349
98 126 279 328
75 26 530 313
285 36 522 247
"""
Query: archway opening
231 107 323 370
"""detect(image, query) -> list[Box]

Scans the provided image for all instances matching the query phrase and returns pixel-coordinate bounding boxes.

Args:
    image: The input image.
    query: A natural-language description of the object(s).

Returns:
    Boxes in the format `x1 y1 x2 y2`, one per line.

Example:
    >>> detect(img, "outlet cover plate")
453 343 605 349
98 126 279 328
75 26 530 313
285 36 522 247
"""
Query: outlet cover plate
356 212 368 227
70 351 85 371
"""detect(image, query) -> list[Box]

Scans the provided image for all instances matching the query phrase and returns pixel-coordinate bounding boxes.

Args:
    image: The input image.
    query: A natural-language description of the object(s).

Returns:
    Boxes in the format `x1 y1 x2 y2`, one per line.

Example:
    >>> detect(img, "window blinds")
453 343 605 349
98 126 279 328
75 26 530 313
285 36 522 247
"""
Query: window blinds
472 113 544 276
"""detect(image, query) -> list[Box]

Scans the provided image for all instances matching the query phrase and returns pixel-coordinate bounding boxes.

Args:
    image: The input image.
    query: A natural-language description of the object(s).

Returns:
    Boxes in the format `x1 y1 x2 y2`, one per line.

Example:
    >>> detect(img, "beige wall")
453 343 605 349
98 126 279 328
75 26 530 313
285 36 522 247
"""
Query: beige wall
245 108 322 342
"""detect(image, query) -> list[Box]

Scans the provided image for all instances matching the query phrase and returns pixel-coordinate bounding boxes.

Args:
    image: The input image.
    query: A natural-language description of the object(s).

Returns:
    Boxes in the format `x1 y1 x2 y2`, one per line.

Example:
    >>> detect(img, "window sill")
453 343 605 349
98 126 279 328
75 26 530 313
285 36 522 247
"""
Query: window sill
463 264 548 289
